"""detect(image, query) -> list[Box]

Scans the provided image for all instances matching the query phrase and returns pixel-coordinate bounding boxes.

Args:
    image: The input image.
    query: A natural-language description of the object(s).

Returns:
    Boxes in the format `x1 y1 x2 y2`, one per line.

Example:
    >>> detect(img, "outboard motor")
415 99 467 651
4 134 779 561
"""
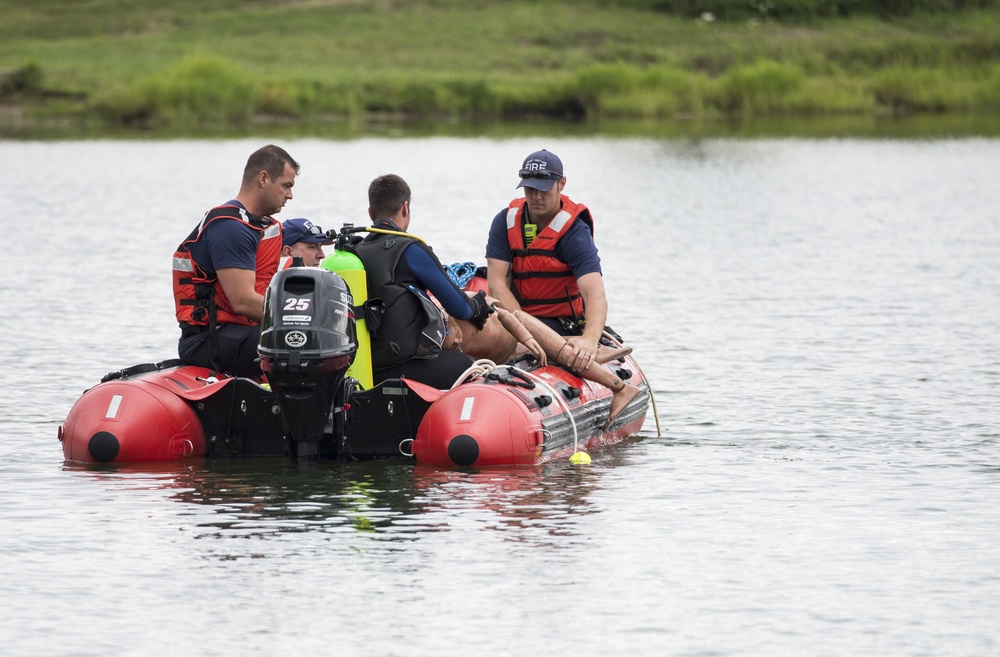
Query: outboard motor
258 267 357 458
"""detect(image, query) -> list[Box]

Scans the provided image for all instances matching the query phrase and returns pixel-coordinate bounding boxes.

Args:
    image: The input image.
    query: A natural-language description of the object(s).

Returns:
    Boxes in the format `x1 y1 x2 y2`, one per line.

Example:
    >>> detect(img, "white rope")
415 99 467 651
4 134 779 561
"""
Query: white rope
450 358 500 389
448 359 582 455
504 364 580 455
603 331 661 437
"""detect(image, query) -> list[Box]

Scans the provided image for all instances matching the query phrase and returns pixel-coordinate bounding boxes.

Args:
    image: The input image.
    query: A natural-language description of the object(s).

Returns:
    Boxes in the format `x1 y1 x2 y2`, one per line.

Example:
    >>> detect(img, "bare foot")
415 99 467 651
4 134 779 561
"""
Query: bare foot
595 344 632 364
604 383 641 429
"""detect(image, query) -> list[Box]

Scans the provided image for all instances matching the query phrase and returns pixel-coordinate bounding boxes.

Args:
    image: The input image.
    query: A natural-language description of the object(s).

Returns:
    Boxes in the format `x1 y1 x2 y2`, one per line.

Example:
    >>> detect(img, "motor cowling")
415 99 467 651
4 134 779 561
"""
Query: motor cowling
258 267 357 457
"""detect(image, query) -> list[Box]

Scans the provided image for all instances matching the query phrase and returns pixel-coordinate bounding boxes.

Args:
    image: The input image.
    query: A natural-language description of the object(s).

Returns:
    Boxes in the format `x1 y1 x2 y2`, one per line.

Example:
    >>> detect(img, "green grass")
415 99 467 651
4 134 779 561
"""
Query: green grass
1 0 999 131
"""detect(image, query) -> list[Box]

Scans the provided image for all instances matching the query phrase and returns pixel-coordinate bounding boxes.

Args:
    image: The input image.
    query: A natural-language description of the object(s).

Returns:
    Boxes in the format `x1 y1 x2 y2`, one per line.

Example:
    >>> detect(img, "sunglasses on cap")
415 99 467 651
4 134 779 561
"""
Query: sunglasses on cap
519 168 563 181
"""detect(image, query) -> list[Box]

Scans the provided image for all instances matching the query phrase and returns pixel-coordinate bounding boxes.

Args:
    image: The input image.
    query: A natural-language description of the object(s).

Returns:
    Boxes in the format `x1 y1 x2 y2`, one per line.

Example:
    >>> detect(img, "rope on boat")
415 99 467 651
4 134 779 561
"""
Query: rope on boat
450 359 584 464
603 330 662 437
443 262 479 289
451 358 501 389
504 364 581 459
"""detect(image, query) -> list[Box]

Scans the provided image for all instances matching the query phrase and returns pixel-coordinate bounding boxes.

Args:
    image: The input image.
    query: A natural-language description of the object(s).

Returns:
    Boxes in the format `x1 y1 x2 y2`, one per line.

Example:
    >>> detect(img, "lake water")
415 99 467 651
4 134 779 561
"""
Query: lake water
1 134 998 657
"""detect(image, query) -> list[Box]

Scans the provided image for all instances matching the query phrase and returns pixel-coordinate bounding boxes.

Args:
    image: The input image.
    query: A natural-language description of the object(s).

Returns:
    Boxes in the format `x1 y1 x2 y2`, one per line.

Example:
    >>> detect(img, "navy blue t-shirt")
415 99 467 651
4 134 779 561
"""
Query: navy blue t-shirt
485 206 602 278
186 202 259 277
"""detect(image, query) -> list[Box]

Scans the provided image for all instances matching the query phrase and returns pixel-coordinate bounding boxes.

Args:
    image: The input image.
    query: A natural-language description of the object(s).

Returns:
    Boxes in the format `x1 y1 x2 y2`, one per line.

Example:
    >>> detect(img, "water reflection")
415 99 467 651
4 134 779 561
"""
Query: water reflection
409 464 606 548
62 457 610 548
8 134 999 656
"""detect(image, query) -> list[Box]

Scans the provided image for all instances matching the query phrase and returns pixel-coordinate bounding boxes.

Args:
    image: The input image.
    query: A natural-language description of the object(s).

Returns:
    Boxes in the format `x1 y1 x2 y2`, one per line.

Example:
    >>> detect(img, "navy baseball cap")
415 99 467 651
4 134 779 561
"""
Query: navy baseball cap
516 150 564 191
281 218 333 247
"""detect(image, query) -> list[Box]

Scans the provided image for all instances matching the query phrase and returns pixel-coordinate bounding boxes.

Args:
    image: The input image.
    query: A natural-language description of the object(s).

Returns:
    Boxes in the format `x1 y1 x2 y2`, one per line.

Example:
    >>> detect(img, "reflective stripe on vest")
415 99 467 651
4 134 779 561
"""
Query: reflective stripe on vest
505 196 592 318
173 206 281 328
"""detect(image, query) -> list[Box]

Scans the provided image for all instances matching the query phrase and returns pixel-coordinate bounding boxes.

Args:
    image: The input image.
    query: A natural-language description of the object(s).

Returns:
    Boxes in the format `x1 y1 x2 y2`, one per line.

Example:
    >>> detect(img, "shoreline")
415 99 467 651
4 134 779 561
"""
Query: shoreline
2 3 998 137
5 110 1000 141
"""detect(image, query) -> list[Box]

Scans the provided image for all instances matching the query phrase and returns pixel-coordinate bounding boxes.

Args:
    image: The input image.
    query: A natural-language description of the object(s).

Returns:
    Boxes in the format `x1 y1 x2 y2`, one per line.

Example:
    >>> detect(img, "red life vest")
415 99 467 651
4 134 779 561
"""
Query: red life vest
505 196 594 318
173 205 282 328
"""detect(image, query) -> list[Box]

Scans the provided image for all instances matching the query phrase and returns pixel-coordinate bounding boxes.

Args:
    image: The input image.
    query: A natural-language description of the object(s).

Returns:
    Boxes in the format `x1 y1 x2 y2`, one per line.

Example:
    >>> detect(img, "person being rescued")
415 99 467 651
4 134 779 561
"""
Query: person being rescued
440 290 641 428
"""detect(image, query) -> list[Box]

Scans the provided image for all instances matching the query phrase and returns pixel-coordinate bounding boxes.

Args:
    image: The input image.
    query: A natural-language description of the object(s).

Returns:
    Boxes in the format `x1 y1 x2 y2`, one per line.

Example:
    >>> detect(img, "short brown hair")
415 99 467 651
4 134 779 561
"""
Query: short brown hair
368 174 411 221
243 144 299 185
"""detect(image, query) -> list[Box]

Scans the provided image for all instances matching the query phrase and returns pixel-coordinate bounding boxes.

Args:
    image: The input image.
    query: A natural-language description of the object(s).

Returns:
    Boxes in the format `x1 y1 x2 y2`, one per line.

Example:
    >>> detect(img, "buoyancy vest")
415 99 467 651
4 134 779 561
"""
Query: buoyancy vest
353 229 446 369
173 205 282 329
505 195 594 318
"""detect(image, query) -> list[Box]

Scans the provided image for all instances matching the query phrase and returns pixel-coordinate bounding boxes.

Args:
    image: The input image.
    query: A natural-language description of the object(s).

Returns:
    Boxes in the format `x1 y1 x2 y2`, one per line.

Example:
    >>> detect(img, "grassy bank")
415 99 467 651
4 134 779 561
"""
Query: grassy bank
2 0 1000 133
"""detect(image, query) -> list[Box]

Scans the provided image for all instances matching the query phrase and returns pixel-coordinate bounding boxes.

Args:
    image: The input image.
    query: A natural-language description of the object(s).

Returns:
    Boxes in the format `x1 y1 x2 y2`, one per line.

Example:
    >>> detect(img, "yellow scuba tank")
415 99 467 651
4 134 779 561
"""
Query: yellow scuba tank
321 233 373 390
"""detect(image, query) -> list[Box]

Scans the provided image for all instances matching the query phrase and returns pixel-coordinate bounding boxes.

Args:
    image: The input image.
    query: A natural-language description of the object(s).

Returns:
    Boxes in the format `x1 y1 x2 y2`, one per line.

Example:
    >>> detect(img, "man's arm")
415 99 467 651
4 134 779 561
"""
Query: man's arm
577 272 608 343
200 219 264 323
404 244 477 319
486 257 521 312
484 210 521 312
563 272 608 370
216 267 264 323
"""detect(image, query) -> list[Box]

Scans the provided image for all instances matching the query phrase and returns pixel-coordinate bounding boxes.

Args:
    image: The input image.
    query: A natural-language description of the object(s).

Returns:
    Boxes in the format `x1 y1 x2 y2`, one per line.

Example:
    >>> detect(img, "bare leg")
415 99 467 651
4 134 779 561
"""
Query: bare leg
513 311 640 427
595 343 632 364
566 357 641 429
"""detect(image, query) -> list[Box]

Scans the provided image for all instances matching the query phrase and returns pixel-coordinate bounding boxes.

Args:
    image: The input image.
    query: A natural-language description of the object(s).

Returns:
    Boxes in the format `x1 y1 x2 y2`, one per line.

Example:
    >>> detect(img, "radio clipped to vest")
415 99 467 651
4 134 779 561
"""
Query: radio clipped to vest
523 222 537 245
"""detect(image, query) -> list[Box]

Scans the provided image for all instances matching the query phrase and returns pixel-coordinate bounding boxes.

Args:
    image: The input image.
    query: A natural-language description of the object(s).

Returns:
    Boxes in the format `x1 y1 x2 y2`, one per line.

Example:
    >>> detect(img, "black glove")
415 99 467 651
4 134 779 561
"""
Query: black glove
467 290 495 330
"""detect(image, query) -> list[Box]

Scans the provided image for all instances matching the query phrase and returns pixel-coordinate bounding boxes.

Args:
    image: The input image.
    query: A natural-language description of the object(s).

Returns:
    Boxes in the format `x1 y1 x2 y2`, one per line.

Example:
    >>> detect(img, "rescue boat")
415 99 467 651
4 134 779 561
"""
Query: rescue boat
409 355 648 467
59 227 651 468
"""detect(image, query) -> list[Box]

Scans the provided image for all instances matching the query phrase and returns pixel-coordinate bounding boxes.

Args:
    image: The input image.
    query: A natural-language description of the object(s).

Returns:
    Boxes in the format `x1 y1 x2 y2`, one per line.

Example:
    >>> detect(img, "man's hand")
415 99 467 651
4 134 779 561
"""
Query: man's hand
564 335 601 371
467 290 495 330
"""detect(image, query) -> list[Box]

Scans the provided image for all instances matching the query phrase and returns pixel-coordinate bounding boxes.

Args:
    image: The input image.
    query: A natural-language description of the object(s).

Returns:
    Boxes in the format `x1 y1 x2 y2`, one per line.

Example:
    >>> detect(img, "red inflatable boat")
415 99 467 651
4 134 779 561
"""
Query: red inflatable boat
409 357 647 466
59 353 649 467
60 229 650 467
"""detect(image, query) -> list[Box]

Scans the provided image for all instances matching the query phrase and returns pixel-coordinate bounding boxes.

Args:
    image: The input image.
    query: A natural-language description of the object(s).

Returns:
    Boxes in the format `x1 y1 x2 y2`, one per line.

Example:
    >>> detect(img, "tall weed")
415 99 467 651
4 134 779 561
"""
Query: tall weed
716 60 804 113
99 54 258 126
971 64 1000 110
575 63 701 117
871 67 967 112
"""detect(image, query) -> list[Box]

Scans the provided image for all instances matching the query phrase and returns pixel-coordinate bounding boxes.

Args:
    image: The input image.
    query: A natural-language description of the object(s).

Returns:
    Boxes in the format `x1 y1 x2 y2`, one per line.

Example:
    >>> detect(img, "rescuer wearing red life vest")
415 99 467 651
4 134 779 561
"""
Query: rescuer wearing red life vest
173 145 299 378
279 218 333 268
486 149 609 374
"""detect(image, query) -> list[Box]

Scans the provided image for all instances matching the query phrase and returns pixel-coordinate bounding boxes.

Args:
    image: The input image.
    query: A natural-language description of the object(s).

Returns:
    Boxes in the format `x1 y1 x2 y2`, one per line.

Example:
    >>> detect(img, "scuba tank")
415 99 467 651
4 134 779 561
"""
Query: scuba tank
320 224 373 390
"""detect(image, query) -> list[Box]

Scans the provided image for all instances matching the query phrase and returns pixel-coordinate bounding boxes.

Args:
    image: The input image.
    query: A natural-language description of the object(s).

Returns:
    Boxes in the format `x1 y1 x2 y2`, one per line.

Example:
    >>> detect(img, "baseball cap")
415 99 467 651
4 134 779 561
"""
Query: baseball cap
281 218 333 247
516 149 564 191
